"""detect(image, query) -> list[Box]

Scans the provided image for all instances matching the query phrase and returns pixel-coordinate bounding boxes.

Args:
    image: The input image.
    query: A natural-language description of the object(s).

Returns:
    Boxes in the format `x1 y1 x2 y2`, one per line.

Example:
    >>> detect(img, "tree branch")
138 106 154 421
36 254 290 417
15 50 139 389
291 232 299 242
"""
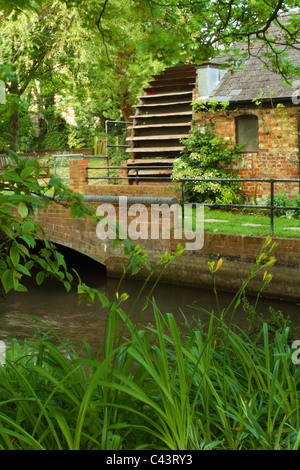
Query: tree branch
96 0 110 30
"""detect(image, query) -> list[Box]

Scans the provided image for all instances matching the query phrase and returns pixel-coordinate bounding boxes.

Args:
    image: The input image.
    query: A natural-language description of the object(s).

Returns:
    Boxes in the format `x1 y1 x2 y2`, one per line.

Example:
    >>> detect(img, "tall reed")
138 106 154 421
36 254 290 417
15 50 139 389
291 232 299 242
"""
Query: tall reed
0 239 299 450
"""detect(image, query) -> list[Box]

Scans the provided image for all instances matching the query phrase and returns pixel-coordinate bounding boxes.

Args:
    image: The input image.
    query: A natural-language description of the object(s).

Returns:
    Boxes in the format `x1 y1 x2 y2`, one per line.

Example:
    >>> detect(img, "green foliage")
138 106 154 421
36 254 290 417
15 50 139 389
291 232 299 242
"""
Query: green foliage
0 150 101 294
172 126 244 204
1 1 299 152
192 99 230 115
266 190 300 219
0 0 46 16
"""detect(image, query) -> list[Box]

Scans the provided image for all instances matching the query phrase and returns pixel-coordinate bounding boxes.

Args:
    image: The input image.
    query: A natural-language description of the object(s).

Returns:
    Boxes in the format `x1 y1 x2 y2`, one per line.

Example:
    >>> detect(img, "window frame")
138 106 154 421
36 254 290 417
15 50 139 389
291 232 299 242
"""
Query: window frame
236 114 259 153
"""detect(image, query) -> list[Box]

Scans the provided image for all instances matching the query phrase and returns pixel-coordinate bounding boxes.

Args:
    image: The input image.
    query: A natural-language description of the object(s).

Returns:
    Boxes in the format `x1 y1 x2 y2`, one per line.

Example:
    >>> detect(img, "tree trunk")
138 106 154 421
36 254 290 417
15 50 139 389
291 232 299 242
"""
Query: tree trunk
119 96 133 124
8 79 20 151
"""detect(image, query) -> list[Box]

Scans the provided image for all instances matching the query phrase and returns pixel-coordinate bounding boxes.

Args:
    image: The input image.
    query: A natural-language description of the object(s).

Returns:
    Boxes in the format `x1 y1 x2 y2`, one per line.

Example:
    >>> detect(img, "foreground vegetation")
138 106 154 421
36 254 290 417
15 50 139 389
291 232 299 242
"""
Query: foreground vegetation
0 238 299 450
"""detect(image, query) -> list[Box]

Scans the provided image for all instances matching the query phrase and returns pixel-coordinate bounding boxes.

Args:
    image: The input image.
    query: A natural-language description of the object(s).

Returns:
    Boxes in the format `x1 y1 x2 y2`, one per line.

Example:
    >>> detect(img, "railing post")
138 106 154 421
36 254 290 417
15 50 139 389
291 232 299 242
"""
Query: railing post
270 179 274 236
136 167 139 186
182 179 185 220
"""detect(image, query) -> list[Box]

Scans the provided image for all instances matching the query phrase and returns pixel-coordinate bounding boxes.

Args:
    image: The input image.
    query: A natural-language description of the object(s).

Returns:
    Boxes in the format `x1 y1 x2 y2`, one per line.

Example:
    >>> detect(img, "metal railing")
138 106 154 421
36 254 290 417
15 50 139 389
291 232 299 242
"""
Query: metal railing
181 177 300 236
105 120 131 178
85 163 300 236
87 164 173 184
52 154 107 179
51 120 131 179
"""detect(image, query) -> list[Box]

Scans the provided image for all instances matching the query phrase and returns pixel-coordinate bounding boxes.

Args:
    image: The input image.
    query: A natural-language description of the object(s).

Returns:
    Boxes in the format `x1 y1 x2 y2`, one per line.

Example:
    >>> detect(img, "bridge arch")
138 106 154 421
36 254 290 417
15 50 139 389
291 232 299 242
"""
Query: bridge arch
32 195 300 301
33 198 132 279
51 243 106 275
41 224 112 269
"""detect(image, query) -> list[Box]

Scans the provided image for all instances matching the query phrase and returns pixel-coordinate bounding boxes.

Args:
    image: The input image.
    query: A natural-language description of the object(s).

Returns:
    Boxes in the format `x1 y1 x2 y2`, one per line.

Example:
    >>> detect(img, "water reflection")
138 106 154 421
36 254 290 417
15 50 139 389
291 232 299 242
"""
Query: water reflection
0 245 299 354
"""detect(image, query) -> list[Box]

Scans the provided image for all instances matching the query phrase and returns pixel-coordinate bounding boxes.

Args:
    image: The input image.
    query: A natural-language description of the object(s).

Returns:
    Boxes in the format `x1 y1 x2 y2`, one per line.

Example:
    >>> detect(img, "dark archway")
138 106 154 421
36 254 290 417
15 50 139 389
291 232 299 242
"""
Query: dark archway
33 241 107 288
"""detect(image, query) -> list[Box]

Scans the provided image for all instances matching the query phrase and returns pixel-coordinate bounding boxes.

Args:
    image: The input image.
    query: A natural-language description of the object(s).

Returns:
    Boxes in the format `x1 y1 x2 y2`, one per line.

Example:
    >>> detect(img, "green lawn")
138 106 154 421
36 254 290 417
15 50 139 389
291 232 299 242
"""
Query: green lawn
192 206 300 238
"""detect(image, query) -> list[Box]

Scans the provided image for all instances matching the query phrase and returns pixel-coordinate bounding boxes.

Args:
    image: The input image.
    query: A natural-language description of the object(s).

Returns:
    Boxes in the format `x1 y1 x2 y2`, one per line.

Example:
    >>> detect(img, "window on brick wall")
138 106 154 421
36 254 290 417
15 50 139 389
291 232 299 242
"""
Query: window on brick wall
236 115 259 152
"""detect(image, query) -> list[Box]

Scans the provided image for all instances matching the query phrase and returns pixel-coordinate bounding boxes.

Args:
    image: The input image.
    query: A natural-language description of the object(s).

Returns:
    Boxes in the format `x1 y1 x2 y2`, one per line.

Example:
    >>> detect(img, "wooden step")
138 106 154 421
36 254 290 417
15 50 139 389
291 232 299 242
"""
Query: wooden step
138 91 193 100
127 122 191 130
128 169 172 176
126 135 189 142
152 69 196 80
126 147 184 153
149 75 196 88
144 83 195 93
130 111 192 119
126 158 175 165
134 101 192 108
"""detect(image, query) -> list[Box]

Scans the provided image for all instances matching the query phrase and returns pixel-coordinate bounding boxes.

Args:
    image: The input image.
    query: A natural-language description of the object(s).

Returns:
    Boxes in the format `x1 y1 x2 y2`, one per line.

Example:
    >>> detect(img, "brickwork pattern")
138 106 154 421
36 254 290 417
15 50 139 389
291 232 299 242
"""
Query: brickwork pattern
194 106 300 200
33 197 300 300
69 159 182 199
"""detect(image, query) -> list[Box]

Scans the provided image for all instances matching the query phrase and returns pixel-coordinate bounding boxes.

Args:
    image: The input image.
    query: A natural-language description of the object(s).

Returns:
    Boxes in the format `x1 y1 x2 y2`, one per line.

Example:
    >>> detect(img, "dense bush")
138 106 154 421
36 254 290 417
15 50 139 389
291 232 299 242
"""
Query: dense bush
172 126 245 204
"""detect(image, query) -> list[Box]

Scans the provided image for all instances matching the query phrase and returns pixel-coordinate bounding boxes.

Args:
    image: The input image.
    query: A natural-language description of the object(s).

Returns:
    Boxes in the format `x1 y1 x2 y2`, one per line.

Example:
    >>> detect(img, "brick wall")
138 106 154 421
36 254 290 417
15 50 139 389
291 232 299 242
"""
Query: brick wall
194 106 300 200
69 159 182 199
32 197 300 300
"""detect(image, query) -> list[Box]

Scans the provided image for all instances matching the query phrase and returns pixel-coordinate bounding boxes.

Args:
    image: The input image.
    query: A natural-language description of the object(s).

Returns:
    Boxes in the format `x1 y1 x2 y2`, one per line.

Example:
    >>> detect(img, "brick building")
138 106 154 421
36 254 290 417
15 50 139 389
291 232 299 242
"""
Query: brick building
193 43 300 201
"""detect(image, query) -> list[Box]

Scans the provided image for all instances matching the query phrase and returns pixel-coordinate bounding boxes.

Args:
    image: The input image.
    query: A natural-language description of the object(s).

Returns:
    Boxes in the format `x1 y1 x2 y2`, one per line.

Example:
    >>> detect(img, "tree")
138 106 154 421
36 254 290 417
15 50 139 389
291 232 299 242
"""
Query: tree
61 0 178 122
0 0 299 151
0 4 83 149
0 1 173 149
89 0 300 77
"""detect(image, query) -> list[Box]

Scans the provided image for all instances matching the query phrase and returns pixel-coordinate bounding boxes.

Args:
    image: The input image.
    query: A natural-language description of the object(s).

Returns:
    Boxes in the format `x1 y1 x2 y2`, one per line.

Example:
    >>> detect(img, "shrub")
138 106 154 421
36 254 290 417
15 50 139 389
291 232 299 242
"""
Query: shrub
172 126 244 204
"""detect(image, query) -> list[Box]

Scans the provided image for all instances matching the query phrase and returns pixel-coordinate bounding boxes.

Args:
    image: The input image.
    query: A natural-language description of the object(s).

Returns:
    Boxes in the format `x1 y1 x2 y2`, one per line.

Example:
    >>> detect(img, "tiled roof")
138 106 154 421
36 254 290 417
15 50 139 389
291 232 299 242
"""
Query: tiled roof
201 19 300 104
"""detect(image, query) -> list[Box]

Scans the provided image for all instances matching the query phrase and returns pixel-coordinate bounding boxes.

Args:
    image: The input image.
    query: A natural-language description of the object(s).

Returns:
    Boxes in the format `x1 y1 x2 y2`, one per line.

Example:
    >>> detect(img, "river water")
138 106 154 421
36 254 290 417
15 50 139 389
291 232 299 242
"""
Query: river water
0 246 299 354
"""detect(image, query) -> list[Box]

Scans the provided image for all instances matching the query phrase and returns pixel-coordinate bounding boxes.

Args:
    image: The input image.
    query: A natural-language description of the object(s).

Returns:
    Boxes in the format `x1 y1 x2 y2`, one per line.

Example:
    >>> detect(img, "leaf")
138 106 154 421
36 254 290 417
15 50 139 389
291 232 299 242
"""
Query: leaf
22 221 36 233
15 264 31 277
1 269 14 293
97 292 110 308
64 281 71 292
36 271 45 286
21 233 35 248
9 246 20 266
7 149 19 163
18 201 28 219
21 167 34 179
15 283 28 292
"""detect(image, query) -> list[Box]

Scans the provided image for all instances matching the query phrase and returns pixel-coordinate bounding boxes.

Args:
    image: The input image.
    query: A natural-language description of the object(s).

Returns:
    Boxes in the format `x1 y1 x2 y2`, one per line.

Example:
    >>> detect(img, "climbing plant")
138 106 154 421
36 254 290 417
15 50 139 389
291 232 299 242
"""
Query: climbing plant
172 126 245 204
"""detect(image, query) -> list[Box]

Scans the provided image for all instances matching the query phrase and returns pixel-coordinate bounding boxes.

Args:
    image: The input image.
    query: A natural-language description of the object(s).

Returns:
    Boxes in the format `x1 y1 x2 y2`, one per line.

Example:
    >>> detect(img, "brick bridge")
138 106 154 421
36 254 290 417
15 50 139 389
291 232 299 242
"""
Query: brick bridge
33 159 300 301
